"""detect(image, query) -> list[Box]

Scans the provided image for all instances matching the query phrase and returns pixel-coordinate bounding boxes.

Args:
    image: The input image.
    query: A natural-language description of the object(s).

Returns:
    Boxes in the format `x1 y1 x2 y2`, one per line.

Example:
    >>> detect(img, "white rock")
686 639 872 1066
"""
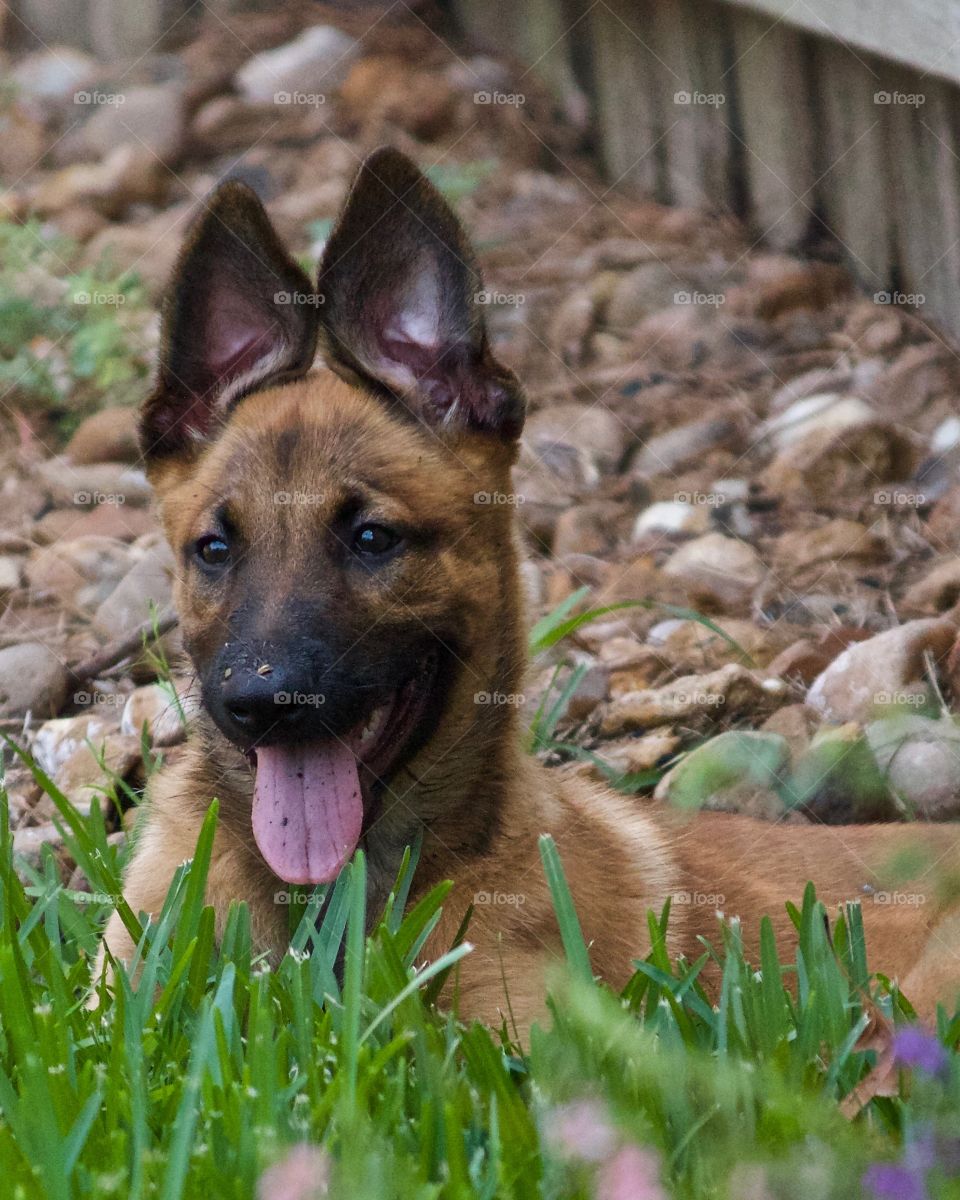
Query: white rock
932 416 960 455
633 501 709 538
759 393 875 450
236 26 359 103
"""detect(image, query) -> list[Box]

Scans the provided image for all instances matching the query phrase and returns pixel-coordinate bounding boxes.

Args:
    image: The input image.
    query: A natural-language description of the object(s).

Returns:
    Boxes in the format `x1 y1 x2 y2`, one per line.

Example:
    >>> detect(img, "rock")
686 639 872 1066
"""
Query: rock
771 519 886 572
0 643 69 718
31 144 167 218
514 441 599 545
605 262 686 332
931 416 960 456
632 501 710 538
632 417 740 477
525 403 629 475
191 95 321 153
786 724 895 822
926 486 960 553
235 26 359 102
0 105 49 180
552 501 628 558
81 83 185 162
0 555 22 597
902 558 960 615
32 713 118 778
767 640 833 688
759 393 874 450
648 617 792 672
653 731 790 818
93 541 175 639
64 406 141 466
761 418 918 500
806 618 955 724
341 56 458 142
26 536 132 608
566 664 610 721
121 683 191 747
12 824 64 871
599 663 784 735
662 533 765 612
607 650 669 698
760 704 813 761
591 729 681 776
56 733 142 808
33 459 152 507
12 47 96 109
866 715 960 819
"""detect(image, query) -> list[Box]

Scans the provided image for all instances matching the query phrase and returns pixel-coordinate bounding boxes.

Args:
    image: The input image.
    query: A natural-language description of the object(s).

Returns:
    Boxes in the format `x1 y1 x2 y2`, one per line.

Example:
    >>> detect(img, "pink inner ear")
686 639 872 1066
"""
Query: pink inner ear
203 295 281 393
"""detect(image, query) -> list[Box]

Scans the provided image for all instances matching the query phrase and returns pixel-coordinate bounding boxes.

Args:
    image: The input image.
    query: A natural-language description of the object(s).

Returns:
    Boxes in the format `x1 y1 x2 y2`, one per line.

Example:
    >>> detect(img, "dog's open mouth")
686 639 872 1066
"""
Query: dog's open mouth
250 653 439 885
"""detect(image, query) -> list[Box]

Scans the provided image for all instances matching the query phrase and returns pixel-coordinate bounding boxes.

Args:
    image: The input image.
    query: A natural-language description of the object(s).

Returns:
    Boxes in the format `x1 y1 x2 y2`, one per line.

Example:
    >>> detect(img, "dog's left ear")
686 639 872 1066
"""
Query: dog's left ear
141 181 318 460
317 148 525 441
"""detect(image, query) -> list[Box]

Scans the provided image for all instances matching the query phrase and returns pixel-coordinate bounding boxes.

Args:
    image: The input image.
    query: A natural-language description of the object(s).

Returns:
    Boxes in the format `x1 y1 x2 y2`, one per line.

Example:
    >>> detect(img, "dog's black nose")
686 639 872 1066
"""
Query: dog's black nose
220 668 311 743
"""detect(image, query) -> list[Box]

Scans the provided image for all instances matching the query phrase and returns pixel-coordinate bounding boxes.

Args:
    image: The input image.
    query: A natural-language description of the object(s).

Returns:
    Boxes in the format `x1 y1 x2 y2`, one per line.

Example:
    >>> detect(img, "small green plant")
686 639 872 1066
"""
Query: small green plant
0 218 151 437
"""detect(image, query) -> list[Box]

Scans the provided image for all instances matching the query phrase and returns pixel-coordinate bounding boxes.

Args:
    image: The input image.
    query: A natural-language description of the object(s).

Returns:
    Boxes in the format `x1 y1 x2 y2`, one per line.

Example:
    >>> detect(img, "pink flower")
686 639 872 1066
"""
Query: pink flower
596 1144 668 1200
257 1144 330 1200
544 1099 619 1163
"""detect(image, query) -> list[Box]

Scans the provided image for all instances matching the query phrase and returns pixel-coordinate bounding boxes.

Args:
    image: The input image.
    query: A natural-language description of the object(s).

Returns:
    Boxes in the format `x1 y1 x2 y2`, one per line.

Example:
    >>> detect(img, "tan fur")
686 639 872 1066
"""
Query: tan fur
99 373 960 1032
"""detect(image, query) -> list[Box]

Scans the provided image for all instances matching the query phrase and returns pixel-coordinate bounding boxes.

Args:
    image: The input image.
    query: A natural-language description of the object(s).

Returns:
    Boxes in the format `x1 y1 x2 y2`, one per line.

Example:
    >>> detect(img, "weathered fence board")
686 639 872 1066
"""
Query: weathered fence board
452 0 960 337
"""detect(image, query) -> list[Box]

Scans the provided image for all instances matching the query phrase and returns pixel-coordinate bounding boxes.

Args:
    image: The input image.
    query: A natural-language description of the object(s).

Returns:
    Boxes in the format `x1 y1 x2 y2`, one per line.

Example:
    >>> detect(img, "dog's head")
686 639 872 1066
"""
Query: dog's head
141 149 526 886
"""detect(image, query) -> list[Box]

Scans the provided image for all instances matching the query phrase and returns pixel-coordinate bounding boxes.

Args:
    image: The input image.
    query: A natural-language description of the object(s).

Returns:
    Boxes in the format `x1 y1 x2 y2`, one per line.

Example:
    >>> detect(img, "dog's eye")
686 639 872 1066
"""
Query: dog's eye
352 523 400 557
196 534 230 568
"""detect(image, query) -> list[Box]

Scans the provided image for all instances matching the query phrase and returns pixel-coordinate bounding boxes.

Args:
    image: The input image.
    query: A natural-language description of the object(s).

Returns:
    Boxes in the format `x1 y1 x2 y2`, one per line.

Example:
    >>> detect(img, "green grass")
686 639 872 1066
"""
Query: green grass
1 746 960 1197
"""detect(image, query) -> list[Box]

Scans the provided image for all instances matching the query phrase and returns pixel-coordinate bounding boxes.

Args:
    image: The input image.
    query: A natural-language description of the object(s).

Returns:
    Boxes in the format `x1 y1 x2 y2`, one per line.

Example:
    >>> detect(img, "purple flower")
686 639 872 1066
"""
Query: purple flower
862 1162 928 1200
893 1027 949 1078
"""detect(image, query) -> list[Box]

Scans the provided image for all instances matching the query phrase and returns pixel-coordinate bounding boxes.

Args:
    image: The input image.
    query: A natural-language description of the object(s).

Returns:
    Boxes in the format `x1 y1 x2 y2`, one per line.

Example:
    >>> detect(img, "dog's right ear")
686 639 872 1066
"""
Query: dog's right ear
140 181 318 461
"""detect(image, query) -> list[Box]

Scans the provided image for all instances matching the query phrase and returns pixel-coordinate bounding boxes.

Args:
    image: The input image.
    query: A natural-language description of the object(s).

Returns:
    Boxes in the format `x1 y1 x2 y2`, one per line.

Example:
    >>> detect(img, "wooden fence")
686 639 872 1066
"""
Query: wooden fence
454 0 960 338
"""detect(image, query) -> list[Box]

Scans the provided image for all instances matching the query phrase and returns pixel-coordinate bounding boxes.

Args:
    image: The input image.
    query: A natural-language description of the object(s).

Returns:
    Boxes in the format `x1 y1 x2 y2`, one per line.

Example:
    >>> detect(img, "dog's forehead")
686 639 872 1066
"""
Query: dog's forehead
195 372 481 515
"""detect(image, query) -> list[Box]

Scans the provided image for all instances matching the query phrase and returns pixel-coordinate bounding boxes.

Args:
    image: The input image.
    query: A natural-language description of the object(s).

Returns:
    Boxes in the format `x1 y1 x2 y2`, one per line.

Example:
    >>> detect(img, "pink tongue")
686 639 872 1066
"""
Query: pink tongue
252 741 363 885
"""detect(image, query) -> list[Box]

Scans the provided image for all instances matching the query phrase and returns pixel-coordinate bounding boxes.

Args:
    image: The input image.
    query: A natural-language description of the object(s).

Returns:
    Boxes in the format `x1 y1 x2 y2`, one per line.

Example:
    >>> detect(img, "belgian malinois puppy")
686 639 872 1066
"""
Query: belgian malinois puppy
98 147 960 1030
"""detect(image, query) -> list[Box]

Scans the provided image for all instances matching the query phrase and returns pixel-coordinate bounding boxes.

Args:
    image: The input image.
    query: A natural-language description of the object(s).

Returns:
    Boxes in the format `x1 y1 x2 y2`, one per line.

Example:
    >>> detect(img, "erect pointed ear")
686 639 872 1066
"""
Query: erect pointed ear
141 181 319 460
317 147 525 441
